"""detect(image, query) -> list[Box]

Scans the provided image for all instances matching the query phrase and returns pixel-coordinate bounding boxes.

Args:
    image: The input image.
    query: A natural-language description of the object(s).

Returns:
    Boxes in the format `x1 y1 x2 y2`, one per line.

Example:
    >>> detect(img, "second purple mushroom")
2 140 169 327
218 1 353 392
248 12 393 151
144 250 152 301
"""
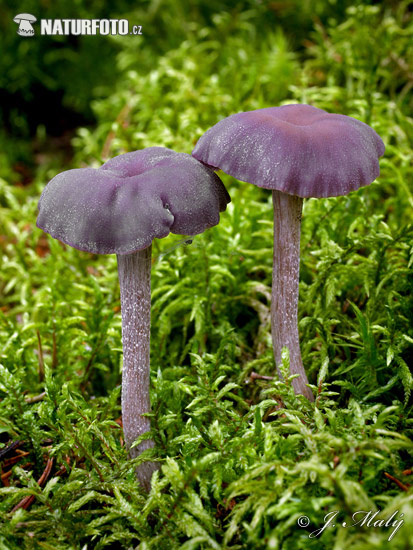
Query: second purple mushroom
37 147 230 490
193 104 385 401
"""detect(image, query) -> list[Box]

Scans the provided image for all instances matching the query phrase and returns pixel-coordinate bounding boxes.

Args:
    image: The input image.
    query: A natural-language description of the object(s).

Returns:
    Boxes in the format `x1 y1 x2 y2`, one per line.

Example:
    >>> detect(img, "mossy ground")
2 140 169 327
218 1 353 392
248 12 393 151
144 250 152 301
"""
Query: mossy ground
0 2 412 549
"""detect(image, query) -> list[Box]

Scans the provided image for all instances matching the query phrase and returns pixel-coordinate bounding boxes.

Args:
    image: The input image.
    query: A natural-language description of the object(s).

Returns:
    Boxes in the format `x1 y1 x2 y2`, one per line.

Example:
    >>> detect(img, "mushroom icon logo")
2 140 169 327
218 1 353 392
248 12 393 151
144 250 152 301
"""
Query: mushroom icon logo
13 14 37 36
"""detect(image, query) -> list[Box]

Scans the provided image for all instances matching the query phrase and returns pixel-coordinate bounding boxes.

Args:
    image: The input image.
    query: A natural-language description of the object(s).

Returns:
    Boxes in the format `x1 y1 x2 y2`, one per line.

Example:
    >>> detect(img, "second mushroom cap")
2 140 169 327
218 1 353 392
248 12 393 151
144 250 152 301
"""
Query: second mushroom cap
192 104 385 198
37 147 230 255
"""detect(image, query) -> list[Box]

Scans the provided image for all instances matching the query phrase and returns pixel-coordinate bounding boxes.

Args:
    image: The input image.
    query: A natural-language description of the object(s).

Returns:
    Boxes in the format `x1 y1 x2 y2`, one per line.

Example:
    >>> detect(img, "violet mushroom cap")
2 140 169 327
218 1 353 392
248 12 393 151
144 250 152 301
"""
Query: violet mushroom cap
37 147 230 254
192 104 385 197
192 104 385 401
36 147 230 491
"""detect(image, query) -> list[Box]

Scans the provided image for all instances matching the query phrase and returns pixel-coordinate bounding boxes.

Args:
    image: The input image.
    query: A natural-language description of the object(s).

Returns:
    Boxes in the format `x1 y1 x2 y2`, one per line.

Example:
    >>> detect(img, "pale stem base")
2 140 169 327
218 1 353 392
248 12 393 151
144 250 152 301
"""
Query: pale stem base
271 190 314 401
117 246 159 491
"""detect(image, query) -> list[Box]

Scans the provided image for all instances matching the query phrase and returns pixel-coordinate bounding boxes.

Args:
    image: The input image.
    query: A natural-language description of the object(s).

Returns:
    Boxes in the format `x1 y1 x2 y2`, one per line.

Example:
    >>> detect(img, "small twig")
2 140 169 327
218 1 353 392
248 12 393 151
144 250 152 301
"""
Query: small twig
3 451 30 468
0 441 22 460
402 468 412 476
384 471 410 492
54 464 68 477
1 470 13 487
15 449 29 456
249 371 274 381
11 457 54 513
25 392 46 404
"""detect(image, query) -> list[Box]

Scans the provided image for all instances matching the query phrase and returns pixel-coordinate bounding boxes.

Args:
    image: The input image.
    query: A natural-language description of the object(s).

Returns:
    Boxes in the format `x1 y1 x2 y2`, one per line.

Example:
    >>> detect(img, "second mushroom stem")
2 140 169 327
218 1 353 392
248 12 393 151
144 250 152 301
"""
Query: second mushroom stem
117 245 159 491
271 190 314 401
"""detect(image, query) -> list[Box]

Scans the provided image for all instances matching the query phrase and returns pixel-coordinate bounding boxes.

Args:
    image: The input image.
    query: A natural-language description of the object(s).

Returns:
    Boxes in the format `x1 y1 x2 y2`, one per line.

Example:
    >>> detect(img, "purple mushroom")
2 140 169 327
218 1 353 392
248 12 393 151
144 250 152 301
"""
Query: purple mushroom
192 104 385 402
37 147 230 490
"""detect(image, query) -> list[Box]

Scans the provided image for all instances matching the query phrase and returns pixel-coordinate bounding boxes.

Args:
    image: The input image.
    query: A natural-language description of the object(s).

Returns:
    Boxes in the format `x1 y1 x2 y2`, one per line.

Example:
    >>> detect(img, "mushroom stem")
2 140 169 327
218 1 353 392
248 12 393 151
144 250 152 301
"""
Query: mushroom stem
117 245 159 490
271 190 314 401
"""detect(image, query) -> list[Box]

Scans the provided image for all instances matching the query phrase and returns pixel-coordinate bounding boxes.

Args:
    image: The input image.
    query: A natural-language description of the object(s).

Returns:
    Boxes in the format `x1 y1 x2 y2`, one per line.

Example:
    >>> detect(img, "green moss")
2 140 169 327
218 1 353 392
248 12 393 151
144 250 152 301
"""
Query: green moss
0 1 412 548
